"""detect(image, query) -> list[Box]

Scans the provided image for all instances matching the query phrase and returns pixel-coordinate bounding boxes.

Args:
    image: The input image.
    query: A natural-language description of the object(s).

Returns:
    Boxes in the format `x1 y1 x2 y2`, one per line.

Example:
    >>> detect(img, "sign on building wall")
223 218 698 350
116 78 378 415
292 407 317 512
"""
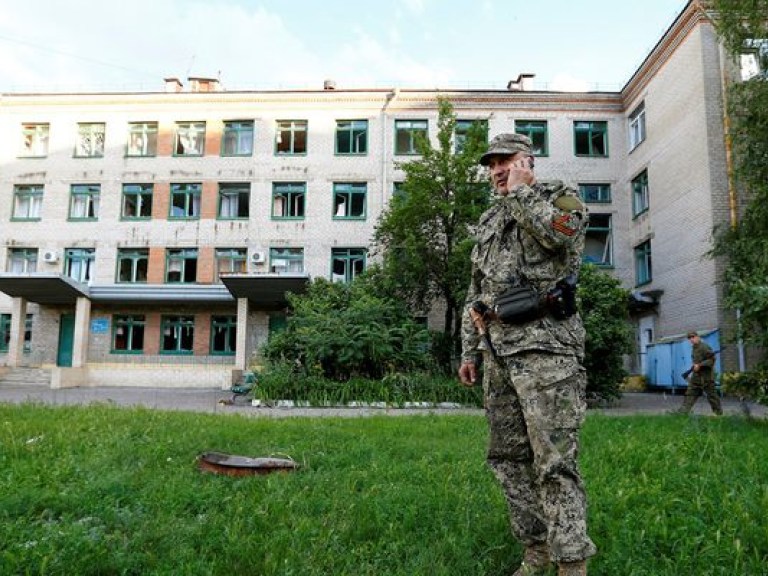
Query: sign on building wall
90 318 109 334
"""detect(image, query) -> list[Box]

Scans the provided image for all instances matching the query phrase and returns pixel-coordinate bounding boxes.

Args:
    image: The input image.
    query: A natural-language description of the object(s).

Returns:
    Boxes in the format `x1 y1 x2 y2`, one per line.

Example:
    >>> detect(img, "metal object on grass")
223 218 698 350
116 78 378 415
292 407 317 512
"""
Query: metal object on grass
198 451 298 476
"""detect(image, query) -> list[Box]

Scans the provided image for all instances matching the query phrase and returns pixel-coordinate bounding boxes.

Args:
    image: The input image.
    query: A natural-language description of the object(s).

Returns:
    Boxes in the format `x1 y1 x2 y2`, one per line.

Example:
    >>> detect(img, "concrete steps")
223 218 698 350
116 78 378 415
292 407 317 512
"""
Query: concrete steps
0 367 52 387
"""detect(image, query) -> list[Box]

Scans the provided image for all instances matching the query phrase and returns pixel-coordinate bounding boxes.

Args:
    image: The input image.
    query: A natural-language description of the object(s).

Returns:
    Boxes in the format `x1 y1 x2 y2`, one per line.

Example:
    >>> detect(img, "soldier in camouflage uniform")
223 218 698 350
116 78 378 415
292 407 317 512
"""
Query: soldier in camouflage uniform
458 133 596 576
678 331 722 415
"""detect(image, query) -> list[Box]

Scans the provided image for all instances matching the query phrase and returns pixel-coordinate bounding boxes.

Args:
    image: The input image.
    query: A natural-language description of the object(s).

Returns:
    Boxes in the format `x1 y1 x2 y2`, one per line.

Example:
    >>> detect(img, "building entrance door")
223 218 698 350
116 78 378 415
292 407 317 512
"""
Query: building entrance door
638 316 655 376
57 313 75 367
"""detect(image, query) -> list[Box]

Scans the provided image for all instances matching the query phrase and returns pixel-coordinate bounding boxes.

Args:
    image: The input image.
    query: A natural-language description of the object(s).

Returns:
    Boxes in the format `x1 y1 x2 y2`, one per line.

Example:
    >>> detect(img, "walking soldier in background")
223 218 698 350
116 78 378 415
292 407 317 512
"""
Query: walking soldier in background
677 331 723 416
458 133 596 576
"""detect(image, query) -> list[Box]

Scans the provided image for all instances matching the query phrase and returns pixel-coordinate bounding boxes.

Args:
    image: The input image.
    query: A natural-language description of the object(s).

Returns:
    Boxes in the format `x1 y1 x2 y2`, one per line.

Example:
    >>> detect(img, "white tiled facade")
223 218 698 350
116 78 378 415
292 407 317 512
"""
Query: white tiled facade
0 2 753 386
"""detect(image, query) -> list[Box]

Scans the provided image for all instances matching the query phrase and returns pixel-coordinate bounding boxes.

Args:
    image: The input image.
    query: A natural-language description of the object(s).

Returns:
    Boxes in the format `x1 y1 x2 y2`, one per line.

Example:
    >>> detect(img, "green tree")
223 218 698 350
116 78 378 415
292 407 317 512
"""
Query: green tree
261 277 431 380
372 98 490 364
711 0 768 362
578 264 634 401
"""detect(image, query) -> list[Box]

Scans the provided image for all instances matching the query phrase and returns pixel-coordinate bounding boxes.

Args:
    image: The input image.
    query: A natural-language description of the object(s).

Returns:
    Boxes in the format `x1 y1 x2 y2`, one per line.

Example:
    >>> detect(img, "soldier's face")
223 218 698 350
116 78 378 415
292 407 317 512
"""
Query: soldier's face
487 152 531 195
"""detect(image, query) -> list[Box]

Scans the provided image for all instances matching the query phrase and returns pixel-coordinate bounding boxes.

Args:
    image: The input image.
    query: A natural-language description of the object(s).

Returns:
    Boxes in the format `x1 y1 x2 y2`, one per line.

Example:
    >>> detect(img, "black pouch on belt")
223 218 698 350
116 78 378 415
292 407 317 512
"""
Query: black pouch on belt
493 285 541 324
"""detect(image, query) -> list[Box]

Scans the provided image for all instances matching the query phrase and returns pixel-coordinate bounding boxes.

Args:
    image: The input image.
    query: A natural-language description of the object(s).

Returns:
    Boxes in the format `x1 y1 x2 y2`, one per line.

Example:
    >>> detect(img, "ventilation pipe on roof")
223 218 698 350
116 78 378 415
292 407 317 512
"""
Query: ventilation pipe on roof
188 77 221 93
164 77 183 93
507 73 535 91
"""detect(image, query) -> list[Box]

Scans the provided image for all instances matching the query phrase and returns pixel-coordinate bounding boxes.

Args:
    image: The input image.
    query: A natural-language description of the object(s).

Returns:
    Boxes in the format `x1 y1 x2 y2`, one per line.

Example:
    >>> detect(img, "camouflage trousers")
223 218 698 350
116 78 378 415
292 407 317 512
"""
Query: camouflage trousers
681 373 723 415
483 351 597 564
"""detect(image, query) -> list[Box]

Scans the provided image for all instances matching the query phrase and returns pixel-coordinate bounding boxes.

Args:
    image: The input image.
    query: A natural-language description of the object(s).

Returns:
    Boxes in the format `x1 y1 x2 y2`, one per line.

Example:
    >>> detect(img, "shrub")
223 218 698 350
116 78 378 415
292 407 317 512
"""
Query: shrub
578 264 634 401
261 277 433 381
255 364 483 407
722 369 768 405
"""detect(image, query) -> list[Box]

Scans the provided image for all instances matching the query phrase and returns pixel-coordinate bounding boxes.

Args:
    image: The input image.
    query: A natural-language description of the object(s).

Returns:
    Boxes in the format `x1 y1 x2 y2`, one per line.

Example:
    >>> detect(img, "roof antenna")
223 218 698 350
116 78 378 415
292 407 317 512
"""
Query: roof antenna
185 55 196 77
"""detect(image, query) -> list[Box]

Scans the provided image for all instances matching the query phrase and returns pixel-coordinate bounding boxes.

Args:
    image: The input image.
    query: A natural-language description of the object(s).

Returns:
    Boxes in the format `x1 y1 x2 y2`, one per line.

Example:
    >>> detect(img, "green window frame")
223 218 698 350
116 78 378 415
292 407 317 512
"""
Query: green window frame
632 170 649 217
160 315 194 354
222 120 254 156
12 184 43 221
166 248 198 283
215 248 247 280
169 183 201 220
65 248 95 283
218 183 250 219
121 183 153 220
269 247 304 273
331 248 366 283
69 184 100 220
335 120 368 155
0 313 32 353
394 120 428 155
275 120 307 155
272 182 306 219
126 122 158 157
174 121 206 156
454 119 488 154
574 121 608 157
74 122 105 158
634 240 652 286
333 183 367 219
268 313 287 338
584 214 613 267
515 120 549 156
7 248 38 273
112 314 145 354
210 315 237 355
578 183 611 204
116 248 149 283
20 123 49 157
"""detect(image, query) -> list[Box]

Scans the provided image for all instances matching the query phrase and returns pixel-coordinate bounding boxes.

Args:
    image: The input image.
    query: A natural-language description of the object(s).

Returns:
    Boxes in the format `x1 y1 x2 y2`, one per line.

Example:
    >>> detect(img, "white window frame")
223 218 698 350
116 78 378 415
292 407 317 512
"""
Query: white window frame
21 123 50 157
75 123 105 157
628 102 646 151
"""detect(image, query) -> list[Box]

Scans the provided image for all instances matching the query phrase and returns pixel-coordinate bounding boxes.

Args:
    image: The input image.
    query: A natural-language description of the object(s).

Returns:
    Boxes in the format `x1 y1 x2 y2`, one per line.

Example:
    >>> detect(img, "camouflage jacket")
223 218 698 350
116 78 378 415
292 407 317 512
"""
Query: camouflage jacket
692 340 715 372
461 180 588 361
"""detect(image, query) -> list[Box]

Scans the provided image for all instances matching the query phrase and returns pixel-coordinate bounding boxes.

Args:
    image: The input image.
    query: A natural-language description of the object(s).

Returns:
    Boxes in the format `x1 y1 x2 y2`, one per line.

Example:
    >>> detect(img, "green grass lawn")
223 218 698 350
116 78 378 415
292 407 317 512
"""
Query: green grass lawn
1 404 766 575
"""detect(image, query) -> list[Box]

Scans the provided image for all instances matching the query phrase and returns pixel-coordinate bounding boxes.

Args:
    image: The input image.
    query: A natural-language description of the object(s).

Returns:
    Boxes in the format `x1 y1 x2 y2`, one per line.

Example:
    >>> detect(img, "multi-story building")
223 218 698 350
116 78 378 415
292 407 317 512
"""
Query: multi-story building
0 1 758 388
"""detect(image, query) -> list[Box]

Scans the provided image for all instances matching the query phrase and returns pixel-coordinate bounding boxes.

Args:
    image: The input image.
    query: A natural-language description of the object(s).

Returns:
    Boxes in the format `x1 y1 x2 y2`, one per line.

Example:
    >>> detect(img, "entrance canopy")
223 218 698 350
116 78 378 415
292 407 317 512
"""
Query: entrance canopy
0 273 311 310
0 273 89 305
221 273 310 309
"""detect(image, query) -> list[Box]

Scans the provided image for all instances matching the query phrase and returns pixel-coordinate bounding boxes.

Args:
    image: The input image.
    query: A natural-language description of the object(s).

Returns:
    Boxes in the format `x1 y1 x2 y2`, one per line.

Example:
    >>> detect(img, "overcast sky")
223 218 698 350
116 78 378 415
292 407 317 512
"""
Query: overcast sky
0 0 689 93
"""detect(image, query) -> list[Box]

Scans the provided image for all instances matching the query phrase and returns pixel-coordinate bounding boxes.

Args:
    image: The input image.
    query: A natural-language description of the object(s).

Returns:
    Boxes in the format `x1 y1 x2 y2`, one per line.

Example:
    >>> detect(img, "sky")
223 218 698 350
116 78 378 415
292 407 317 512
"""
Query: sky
0 0 690 93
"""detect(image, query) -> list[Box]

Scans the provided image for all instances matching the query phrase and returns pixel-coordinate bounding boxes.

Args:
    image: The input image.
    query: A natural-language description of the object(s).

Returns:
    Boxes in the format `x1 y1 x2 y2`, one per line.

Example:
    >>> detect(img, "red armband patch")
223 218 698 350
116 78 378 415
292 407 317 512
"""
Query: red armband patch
552 214 577 237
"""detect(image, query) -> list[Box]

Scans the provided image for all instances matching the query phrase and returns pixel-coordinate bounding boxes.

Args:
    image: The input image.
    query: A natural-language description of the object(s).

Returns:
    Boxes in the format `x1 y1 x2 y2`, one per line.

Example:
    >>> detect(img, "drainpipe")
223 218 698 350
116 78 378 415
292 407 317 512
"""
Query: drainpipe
718 42 746 372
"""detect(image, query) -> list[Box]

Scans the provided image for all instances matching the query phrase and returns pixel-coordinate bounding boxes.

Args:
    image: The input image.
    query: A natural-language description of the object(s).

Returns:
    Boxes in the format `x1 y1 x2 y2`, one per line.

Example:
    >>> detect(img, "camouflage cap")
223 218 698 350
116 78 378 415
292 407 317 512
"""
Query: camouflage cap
479 133 533 166
686 331 698 338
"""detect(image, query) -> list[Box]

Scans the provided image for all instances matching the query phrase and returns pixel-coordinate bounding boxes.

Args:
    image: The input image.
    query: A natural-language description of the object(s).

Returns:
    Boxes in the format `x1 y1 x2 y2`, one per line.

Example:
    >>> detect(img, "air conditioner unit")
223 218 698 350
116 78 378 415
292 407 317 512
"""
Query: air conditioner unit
251 251 266 264
42 250 59 263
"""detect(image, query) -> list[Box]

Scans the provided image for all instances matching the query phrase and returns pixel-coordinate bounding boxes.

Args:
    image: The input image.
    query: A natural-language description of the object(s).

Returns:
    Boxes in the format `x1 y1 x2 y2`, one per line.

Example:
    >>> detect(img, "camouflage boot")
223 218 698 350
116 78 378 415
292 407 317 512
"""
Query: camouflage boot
557 560 587 576
512 543 552 576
